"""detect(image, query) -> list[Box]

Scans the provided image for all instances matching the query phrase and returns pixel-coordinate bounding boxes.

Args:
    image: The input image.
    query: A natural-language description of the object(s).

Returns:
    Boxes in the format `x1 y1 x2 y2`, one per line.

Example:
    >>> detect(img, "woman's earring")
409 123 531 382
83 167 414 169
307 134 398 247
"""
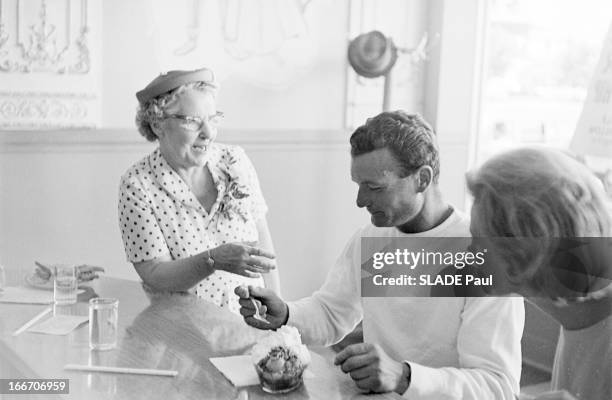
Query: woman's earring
150 120 163 138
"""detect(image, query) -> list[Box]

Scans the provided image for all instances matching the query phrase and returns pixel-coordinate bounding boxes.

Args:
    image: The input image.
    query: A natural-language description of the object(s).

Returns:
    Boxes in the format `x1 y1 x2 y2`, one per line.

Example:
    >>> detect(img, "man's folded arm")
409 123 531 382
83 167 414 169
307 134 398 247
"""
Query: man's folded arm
403 297 525 400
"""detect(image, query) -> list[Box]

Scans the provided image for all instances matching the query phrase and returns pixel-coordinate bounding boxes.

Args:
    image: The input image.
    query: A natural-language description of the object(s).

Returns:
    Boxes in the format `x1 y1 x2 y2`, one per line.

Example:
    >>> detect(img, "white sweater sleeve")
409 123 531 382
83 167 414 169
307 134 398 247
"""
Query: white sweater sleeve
403 297 524 400
286 231 363 346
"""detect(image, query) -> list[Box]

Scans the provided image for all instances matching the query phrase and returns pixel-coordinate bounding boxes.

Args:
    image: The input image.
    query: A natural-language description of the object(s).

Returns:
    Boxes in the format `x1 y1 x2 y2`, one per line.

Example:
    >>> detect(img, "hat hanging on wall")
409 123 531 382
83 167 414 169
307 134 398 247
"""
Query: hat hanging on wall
347 30 398 111
347 30 398 79
347 30 433 112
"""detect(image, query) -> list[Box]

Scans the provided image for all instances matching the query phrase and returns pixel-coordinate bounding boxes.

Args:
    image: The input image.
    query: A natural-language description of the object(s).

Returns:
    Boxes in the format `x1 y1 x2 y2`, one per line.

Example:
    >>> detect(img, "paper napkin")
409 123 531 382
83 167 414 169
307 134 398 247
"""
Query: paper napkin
0 286 54 304
210 356 259 387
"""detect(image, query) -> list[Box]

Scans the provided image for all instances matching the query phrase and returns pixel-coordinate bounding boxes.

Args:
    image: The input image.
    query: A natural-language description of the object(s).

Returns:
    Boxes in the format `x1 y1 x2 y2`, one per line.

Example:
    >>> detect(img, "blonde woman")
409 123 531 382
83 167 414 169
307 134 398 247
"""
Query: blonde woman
467 147 612 400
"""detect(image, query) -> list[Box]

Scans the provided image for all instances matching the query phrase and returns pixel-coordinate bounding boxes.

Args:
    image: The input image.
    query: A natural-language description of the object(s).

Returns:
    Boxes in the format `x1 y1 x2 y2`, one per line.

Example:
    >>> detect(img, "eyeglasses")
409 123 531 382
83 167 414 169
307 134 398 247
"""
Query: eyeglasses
164 111 224 131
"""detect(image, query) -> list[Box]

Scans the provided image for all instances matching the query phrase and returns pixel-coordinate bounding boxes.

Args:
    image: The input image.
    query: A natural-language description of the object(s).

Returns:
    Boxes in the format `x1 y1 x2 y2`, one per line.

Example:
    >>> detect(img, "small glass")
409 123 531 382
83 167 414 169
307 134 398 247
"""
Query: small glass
54 265 77 305
254 362 304 394
89 298 119 351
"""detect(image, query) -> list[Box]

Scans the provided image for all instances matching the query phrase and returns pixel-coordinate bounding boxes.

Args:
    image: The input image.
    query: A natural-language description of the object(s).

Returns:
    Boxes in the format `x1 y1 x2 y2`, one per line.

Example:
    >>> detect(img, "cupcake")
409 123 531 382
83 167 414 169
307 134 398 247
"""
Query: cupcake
251 326 310 393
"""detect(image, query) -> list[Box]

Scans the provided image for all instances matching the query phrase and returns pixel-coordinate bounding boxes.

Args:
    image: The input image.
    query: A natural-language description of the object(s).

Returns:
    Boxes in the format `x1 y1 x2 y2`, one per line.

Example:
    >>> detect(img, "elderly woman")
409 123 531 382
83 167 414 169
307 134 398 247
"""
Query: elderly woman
466 147 612 400
118 68 279 314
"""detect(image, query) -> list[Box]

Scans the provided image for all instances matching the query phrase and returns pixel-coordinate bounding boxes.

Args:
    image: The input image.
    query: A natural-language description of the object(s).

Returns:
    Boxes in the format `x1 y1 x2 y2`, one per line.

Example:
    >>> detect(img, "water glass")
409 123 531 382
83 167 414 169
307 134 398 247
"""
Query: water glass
54 265 77 305
89 298 119 351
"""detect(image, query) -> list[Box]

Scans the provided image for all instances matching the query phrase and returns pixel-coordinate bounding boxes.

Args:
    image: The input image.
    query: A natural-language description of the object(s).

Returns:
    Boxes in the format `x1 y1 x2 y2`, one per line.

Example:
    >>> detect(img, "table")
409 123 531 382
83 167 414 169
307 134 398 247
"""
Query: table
1 277 399 400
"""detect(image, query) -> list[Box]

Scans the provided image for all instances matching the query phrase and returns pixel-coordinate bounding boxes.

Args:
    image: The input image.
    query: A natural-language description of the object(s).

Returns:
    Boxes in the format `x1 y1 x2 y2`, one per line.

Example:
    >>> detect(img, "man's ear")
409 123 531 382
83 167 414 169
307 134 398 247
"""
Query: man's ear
415 166 433 193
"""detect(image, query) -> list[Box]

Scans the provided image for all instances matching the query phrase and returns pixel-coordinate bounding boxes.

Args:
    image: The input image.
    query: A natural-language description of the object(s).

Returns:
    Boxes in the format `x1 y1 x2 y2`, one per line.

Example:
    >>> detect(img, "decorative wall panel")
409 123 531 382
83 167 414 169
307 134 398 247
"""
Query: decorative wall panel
0 0 101 129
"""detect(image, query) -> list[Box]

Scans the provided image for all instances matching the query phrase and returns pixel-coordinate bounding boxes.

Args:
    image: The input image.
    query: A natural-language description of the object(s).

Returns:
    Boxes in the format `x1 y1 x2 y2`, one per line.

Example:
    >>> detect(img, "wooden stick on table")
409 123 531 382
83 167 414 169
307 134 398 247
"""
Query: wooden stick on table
12 307 53 336
64 364 178 377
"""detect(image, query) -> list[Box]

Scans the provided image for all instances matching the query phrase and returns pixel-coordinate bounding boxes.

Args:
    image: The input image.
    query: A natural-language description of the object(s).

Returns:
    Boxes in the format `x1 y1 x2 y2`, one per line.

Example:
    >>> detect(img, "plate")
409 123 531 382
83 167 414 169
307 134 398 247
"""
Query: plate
24 273 88 291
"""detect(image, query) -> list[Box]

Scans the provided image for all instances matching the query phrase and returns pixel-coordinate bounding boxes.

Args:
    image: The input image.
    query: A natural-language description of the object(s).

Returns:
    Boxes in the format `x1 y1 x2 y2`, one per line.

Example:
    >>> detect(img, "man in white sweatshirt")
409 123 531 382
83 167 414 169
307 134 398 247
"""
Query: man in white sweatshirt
236 111 524 399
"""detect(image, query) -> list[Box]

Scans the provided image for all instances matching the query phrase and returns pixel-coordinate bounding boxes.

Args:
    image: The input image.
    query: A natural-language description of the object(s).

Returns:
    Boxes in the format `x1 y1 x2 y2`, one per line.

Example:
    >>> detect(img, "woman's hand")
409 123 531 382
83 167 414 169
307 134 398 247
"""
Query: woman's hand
76 265 105 282
210 243 276 278
35 261 105 282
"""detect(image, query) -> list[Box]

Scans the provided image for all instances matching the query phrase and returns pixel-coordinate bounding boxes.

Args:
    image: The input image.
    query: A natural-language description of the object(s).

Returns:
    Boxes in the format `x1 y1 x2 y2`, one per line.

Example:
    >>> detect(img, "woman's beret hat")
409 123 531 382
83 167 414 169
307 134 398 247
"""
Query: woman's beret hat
136 67 217 104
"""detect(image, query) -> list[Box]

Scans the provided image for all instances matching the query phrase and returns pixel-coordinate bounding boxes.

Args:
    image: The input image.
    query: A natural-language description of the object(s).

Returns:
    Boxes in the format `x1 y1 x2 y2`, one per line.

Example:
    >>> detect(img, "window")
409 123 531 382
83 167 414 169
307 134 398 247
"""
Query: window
476 0 612 164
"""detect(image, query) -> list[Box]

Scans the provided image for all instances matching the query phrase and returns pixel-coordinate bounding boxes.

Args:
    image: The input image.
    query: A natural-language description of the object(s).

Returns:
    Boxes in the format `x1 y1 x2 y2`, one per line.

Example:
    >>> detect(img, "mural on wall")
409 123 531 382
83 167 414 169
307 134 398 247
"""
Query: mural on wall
148 0 316 90
0 0 101 129
145 0 432 129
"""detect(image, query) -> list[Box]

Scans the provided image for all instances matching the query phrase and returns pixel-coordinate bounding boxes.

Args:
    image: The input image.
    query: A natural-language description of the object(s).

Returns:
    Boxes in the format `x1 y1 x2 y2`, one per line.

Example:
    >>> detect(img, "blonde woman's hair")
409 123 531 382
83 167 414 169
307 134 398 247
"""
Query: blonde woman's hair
135 82 217 142
466 147 612 298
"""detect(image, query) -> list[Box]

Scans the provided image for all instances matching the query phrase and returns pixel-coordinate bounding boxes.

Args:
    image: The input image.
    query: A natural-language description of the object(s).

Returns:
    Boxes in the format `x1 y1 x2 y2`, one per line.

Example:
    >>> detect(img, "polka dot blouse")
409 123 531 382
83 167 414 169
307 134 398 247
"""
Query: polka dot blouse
118 143 268 314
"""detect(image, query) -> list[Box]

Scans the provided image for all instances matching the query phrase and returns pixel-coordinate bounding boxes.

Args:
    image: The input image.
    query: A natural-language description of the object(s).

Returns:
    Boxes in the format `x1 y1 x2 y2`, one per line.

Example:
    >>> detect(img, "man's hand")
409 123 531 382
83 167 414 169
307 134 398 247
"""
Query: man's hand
334 343 409 394
234 285 288 330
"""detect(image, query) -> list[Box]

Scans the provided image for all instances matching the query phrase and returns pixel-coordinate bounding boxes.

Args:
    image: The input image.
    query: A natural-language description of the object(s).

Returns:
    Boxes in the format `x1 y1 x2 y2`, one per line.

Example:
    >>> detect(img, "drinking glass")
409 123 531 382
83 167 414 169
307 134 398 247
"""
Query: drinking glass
54 265 77 305
89 298 119 351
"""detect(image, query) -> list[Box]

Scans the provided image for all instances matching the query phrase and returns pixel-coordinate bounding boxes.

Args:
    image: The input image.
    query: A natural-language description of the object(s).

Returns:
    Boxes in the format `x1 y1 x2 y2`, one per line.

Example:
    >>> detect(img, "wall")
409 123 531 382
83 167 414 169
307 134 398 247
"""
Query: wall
424 0 486 207
102 0 348 131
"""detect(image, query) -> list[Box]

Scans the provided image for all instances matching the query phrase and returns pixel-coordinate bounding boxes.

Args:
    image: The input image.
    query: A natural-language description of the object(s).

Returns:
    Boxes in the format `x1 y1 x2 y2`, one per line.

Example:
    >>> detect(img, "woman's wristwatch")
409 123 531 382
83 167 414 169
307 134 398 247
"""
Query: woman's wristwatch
205 249 215 269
